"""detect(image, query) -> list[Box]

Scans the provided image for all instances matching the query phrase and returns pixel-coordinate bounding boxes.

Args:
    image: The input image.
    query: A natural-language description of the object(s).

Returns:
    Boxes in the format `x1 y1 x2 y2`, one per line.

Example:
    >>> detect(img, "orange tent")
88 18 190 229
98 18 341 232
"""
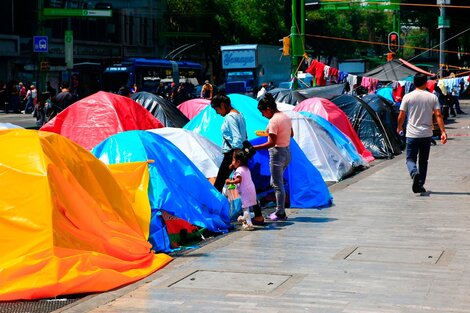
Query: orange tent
0 129 172 300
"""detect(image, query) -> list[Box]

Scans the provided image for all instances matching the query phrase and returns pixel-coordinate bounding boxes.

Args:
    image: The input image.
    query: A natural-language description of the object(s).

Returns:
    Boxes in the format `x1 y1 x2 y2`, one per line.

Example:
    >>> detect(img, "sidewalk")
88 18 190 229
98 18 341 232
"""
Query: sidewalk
56 102 470 312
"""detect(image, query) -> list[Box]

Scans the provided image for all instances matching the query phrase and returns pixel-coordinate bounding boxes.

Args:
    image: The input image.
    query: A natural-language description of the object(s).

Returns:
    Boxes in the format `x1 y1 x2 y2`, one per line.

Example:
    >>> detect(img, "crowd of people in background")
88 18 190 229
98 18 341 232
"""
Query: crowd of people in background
0 79 79 127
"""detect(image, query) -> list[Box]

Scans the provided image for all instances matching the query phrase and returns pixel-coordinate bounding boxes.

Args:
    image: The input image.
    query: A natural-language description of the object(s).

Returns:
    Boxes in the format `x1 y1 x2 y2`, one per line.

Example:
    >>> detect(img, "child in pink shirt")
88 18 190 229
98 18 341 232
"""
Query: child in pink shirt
225 150 259 231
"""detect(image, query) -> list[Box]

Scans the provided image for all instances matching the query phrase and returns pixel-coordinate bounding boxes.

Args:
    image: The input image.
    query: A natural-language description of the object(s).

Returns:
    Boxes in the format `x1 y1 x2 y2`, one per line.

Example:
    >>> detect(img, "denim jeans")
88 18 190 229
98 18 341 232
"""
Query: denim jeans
24 98 34 114
406 137 431 186
269 146 291 215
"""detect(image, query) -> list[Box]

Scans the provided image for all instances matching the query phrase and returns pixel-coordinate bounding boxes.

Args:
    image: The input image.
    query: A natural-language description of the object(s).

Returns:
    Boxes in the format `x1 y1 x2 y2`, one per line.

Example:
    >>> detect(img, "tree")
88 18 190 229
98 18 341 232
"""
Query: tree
305 7 393 63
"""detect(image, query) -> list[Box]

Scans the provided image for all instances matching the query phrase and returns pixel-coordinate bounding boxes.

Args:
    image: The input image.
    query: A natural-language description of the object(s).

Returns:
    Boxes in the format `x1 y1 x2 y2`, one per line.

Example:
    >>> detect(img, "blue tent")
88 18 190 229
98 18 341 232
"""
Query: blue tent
185 94 332 208
92 130 230 252
184 94 268 146
300 112 368 169
249 136 332 209
376 87 395 104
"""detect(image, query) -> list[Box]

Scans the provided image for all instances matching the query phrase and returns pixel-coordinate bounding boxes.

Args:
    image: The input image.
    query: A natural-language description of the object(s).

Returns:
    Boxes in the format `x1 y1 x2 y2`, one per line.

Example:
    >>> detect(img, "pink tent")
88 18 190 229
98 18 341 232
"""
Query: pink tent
294 97 374 162
177 98 210 120
41 91 164 150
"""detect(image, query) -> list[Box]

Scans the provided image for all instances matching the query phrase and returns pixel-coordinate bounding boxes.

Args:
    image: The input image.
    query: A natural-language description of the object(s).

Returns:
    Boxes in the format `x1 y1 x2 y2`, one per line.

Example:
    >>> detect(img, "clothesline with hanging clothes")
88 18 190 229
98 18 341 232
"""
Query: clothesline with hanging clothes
304 58 380 94
386 75 470 103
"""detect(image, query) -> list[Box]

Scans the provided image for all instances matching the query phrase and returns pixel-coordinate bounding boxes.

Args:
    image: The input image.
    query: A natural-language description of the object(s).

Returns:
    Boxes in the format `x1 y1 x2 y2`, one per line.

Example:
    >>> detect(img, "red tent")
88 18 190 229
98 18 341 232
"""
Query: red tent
294 97 374 162
41 91 164 150
177 98 210 120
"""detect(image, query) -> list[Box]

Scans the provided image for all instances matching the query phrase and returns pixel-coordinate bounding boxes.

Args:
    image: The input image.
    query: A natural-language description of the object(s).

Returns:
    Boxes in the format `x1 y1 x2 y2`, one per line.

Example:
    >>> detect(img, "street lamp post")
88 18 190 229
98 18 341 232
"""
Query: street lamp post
437 0 450 78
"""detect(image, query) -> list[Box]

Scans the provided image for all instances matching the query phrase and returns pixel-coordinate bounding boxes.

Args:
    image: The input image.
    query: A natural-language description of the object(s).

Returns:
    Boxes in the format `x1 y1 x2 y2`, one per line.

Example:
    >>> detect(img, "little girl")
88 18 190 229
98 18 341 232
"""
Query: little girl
225 150 259 231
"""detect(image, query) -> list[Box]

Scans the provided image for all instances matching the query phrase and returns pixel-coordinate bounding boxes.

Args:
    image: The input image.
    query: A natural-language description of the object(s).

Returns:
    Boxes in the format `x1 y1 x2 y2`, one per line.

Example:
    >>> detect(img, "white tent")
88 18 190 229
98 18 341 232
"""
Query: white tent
285 110 355 182
147 128 222 179
0 123 23 130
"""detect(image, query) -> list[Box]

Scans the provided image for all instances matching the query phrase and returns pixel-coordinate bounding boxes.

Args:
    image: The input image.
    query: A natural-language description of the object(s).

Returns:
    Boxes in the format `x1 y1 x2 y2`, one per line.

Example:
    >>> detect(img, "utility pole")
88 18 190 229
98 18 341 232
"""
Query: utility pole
437 0 450 78
291 0 306 89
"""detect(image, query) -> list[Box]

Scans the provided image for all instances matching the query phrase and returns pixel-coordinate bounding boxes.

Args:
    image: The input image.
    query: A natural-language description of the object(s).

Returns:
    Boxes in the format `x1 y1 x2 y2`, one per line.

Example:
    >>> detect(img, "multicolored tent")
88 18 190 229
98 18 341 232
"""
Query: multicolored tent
177 98 210 120
300 112 369 170
40 91 164 150
92 130 231 252
0 129 172 300
148 128 222 179
294 97 375 162
249 136 333 209
131 91 189 128
184 94 332 209
284 110 355 182
183 94 268 146
331 94 402 159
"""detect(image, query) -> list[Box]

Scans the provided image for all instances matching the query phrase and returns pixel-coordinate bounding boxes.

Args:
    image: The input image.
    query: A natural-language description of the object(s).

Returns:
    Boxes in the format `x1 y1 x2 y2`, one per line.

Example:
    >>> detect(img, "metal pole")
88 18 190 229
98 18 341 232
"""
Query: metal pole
438 0 450 78
291 0 299 89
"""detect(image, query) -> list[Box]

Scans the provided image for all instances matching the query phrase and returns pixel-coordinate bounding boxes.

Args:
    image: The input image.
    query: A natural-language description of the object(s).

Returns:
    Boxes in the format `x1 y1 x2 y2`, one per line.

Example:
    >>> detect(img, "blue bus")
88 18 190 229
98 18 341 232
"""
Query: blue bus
102 58 203 93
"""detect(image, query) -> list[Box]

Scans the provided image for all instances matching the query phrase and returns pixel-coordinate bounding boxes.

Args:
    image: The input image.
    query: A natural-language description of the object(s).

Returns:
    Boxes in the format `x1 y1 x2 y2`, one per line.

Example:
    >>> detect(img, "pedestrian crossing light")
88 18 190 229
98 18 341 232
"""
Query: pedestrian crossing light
388 32 399 53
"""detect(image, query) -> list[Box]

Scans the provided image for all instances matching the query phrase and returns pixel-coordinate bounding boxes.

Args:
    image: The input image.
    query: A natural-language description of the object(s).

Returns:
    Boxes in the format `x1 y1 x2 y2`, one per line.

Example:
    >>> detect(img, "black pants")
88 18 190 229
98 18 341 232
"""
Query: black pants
214 151 234 192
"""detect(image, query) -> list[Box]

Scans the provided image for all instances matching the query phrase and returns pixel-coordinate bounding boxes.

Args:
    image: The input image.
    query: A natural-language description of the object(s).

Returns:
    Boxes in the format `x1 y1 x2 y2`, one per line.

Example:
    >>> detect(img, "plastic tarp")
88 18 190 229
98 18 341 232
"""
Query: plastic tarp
0 122 23 129
148 128 222 179
300 112 369 169
270 84 346 105
294 97 374 162
40 91 164 150
331 94 402 159
0 129 172 300
92 130 230 252
177 98 210 120
131 91 190 128
184 94 332 208
183 94 269 146
362 59 433 82
249 136 332 209
284 110 354 182
376 87 395 104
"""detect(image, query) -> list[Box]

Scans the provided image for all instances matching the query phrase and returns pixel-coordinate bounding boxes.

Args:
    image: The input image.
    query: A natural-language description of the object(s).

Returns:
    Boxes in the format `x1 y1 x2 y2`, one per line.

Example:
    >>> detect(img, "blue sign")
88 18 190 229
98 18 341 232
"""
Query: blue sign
33 36 48 53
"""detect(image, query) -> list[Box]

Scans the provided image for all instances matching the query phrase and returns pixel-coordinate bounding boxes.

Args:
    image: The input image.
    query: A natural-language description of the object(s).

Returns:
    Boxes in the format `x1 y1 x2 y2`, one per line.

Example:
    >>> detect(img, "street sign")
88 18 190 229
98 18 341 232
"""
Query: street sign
43 8 112 18
65 30 74 69
40 62 50 71
33 36 48 53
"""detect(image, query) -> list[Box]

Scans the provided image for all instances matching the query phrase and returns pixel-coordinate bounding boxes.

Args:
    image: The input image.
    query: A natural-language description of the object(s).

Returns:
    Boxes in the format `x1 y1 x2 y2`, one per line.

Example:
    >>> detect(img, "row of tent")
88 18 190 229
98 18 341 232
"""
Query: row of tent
0 83 405 300
0 91 332 300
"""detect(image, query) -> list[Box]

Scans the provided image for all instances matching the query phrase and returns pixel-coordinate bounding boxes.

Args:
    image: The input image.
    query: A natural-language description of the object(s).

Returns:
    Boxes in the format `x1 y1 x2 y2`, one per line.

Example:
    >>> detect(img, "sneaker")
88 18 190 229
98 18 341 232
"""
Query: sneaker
252 216 266 226
417 186 426 193
20 110 25 114
412 173 421 193
242 223 254 231
269 212 287 221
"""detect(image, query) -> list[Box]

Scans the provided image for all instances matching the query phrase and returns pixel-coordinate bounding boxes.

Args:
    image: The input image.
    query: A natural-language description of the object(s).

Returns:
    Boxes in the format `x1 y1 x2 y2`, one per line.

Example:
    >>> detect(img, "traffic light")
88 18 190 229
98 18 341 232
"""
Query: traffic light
282 37 291 56
388 32 399 53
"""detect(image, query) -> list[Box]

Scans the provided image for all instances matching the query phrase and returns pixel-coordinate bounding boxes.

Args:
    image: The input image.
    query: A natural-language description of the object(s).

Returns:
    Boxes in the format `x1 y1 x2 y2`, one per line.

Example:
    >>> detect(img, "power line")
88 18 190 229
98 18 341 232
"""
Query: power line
306 33 470 56
321 0 470 10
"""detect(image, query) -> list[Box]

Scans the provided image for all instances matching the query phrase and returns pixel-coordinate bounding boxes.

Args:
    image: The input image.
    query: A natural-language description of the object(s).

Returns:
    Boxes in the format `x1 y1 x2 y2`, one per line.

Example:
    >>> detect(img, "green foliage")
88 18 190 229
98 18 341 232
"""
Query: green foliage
306 8 393 60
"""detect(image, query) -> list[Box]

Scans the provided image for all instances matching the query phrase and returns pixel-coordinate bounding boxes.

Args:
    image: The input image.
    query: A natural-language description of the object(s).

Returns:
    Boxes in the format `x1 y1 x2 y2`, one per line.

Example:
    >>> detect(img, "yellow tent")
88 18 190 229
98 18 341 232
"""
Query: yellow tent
0 129 172 300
